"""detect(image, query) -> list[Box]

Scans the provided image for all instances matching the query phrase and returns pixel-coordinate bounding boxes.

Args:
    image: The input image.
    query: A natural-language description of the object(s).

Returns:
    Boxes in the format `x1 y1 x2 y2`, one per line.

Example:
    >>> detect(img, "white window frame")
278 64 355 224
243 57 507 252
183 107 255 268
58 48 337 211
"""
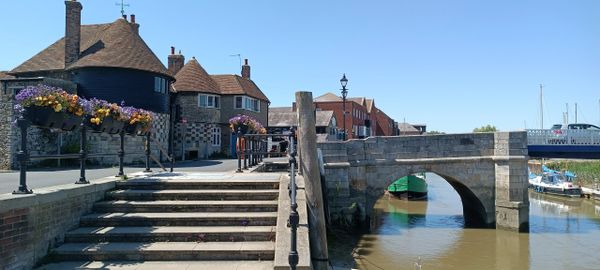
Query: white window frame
234 95 260 112
198 94 220 109
211 127 221 146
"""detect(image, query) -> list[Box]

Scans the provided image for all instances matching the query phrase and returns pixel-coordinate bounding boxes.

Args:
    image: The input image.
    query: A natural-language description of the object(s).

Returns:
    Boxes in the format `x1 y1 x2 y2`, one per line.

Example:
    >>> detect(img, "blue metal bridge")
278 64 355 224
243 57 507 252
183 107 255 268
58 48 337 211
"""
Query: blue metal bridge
527 129 600 159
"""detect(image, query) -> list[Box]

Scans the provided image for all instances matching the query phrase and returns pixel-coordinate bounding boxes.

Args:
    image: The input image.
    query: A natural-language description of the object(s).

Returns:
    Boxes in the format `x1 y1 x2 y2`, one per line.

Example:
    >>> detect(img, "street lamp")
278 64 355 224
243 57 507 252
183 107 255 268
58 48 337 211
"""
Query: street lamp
340 73 348 140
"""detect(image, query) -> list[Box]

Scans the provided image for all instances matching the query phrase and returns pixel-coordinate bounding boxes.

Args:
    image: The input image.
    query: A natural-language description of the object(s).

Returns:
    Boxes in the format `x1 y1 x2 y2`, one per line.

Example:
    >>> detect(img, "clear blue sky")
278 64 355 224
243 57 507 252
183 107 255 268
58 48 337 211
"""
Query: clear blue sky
2 0 599 133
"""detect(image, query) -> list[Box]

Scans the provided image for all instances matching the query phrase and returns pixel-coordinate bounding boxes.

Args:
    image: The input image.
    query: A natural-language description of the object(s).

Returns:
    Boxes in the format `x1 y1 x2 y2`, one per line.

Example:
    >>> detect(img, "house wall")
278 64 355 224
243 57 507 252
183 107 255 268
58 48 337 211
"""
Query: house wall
73 67 172 113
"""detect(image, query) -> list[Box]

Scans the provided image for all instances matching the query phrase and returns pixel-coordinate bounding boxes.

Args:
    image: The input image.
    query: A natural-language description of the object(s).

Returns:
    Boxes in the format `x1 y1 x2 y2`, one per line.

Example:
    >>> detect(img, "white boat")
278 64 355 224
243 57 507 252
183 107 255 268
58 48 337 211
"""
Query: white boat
529 172 582 198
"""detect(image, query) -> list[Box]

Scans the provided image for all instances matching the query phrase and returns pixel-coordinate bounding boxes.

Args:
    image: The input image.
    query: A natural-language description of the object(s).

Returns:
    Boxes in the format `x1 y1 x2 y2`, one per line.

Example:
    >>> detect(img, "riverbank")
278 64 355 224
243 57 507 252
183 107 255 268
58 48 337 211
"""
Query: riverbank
544 160 600 188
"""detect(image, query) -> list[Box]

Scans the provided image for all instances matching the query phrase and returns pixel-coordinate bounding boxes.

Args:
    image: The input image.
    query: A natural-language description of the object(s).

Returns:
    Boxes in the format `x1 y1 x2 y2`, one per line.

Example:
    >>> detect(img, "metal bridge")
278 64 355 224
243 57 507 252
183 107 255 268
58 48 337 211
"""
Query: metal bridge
527 129 600 159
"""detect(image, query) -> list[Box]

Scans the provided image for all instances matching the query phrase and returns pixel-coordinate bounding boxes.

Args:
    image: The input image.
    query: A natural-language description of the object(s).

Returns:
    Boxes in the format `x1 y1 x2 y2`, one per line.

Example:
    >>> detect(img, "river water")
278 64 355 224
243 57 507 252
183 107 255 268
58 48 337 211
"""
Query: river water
336 173 600 270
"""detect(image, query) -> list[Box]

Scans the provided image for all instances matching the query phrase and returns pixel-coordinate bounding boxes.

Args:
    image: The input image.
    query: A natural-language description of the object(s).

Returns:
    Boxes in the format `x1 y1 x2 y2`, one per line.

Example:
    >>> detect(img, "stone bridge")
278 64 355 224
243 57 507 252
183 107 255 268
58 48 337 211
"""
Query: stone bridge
317 132 529 231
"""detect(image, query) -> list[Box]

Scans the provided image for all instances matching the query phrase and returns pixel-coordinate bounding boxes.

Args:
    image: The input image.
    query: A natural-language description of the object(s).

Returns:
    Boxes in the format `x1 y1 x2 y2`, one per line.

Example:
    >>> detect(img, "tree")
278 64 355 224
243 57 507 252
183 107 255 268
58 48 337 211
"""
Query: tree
473 125 497 133
427 130 446 135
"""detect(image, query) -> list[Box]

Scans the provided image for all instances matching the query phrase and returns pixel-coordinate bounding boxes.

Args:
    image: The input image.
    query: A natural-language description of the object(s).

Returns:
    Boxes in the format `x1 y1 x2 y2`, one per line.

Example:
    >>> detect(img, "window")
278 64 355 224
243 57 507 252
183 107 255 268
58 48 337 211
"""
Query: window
154 77 167 93
211 127 221 146
198 94 220 108
234 96 260 112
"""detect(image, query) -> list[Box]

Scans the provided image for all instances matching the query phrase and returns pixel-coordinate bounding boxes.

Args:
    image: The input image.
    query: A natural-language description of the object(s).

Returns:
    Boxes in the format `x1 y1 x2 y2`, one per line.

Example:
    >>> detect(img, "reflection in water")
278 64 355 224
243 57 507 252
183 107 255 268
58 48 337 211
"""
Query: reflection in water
346 173 600 270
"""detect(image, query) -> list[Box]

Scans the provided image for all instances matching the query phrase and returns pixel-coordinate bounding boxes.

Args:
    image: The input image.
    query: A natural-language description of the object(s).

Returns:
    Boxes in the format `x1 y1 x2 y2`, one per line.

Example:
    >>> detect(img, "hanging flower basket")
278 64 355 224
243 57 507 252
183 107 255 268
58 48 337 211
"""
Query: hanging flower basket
14 85 86 131
85 115 125 134
122 106 153 136
229 114 264 135
84 98 126 134
23 106 83 131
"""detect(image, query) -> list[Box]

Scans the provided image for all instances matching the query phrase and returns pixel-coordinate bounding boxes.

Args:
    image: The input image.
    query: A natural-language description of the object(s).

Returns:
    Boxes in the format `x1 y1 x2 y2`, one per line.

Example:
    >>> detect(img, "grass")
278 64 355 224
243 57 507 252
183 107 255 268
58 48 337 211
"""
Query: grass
546 160 600 187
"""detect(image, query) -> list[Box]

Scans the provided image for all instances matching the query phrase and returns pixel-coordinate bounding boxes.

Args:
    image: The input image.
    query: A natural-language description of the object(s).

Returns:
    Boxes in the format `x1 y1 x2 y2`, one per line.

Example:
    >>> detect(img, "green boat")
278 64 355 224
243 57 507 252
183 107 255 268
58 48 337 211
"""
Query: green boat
387 174 428 200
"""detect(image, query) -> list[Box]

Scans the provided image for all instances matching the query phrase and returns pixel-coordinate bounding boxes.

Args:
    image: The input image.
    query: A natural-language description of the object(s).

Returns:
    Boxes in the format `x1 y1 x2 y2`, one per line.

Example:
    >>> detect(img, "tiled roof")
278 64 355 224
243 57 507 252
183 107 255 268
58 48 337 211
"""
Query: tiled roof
10 19 171 78
269 110 334 127
398 122 419 132
0 71 14 79
211 75 269 101
172 58 219 94
269 107 292 113
348 97 365 106
314 92 342 102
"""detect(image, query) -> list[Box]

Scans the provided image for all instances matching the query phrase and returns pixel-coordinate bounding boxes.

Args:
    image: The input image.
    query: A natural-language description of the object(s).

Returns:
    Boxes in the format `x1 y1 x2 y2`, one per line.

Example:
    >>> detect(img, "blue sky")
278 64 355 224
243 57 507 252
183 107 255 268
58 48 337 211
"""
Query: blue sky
1 0 599 133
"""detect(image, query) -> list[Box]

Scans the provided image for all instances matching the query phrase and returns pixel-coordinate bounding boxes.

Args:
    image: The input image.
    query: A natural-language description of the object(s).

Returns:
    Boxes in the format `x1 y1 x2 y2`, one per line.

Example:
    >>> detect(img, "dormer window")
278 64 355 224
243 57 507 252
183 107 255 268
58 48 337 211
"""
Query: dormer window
234 96 260 112
198 94 220 109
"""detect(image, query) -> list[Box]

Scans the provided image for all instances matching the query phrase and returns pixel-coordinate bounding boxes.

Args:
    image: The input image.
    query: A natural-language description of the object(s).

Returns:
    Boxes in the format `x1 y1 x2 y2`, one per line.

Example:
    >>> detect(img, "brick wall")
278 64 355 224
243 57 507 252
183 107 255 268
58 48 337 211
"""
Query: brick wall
0 179 116 270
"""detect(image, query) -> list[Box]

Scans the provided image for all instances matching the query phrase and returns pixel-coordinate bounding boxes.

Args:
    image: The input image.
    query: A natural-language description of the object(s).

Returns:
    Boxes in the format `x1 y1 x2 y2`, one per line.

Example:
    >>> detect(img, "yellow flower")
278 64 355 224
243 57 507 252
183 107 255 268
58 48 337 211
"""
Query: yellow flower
53 104 62 112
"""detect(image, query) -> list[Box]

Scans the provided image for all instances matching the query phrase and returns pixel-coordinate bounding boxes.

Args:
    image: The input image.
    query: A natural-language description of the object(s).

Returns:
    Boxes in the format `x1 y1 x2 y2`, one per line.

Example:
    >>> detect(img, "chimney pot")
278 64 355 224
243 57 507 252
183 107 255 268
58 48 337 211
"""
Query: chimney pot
122 14 127 20
244 59 248 65
130 14 135 23
171 46 175 55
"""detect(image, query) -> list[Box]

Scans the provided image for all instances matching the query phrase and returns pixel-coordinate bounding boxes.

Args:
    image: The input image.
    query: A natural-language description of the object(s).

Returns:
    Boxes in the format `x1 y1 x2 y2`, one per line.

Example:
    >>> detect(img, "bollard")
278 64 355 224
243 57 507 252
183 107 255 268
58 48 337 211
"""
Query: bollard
116 130 125 177
75 124 89 184
144 132 152 172
13 118 32 194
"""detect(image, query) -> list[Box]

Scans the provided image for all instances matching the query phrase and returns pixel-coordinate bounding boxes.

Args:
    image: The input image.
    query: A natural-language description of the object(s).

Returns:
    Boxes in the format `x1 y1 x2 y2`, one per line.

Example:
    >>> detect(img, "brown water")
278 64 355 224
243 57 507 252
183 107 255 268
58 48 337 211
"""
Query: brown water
341 173 600 270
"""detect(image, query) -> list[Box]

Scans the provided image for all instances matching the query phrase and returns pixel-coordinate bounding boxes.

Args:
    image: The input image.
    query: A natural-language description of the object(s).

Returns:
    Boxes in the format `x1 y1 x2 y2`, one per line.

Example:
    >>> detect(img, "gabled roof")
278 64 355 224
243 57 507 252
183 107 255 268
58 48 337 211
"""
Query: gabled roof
211 74 269 101
314 92 342 102
0 71 14 79
348 97 366 107
398 122 419 132
269 107 293 113
269 109 335 127
366 99 374 113
10 19 171 78
172 58 219 94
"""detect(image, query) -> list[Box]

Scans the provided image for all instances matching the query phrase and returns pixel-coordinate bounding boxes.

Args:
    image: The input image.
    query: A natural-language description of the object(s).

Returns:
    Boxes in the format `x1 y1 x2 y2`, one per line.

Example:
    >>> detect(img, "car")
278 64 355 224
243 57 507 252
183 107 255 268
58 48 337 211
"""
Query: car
567 123 600 130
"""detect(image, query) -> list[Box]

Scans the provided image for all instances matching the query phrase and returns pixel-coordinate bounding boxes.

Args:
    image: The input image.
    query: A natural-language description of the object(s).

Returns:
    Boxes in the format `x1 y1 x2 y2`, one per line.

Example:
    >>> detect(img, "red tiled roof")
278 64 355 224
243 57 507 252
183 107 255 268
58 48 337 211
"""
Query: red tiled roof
172 58 219 94
211 74 269 101
10 19 171 78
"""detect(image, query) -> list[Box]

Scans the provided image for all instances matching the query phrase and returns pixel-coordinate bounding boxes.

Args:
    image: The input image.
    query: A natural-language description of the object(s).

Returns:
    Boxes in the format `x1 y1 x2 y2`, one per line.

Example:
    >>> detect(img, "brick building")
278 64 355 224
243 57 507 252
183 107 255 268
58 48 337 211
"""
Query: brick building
293 92 397 139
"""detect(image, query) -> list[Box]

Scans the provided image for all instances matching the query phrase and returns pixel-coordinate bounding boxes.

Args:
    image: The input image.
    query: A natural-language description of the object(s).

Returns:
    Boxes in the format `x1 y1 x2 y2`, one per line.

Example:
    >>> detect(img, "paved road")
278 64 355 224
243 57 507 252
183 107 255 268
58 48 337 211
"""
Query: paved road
0 159 240 195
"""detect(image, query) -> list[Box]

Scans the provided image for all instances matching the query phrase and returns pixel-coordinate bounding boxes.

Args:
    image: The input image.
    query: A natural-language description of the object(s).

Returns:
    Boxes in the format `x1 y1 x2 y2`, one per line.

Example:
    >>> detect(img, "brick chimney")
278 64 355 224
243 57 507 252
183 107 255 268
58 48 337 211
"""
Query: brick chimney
130 14 139 34
64 0 82 67
241 59 250 79
168 46 185 75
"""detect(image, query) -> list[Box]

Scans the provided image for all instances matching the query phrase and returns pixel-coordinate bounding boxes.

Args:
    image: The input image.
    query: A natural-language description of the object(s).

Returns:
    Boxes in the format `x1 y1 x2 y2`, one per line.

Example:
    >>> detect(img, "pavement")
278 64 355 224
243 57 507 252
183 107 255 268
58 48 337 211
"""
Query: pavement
0 159 240 195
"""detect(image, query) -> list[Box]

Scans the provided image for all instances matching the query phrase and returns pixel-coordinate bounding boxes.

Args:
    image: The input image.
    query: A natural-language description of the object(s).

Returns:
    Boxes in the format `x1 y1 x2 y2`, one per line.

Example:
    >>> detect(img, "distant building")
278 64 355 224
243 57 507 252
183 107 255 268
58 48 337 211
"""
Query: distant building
268 107 339 141
0 1 173 169
398 122 426 136
170 53 269 159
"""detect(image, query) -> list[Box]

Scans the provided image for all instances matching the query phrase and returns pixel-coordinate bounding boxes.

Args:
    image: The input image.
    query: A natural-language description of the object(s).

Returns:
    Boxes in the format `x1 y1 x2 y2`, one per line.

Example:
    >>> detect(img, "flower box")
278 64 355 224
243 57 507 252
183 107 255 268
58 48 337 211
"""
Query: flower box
23 106 83 131
85 116 125 134
124 122 151 136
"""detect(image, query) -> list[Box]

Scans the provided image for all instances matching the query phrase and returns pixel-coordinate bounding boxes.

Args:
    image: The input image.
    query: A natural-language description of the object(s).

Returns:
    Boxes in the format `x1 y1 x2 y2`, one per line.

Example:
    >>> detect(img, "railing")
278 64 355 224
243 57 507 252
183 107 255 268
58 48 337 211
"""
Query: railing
13 118 173 194
527 129 600 146
233 127 299 269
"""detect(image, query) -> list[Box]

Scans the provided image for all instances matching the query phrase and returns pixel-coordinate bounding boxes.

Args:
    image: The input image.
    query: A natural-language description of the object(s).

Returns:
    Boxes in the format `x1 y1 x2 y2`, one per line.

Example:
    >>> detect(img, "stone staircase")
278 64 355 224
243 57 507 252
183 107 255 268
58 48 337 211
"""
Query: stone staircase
37 173 281 270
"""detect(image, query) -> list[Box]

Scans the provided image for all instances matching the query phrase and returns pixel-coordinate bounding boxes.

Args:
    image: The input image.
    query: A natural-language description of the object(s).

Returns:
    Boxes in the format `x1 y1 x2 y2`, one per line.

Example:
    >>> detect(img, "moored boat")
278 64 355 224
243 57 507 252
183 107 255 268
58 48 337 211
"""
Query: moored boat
529 172 582 198
388 174 428 200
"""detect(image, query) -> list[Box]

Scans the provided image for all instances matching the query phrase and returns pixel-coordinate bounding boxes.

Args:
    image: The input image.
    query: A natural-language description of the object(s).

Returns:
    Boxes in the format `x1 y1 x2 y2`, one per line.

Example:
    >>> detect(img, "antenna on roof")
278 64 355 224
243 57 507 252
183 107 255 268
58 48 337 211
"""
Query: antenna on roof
229 54 242 71
115 0 130 17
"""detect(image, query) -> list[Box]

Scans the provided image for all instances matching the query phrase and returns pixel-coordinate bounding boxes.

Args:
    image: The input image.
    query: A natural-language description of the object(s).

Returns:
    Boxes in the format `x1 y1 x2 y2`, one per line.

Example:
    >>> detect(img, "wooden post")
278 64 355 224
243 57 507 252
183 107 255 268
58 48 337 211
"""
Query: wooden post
296 91 329 269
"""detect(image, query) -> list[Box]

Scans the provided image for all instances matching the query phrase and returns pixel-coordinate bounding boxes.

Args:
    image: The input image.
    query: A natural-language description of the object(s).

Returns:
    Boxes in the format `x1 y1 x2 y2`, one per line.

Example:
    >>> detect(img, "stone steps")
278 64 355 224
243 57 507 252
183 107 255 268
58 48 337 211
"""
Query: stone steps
39 173 281 267
65 226 277 242
106 189 279 201
79 212 278 227
36 260 274 270
50 241 275 261
93 200 279 212
116 179 280 190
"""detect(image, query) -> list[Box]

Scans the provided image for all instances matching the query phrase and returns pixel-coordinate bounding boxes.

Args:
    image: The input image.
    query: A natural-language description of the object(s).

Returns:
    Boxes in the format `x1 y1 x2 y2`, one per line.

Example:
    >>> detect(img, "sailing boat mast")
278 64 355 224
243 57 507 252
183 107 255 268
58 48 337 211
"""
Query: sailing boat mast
539 84 544 129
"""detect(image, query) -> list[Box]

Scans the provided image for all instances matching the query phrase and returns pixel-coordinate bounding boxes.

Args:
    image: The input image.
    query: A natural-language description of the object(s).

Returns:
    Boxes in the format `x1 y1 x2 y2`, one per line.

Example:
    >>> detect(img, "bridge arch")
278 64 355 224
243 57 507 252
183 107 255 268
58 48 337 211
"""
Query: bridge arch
318 132 529 231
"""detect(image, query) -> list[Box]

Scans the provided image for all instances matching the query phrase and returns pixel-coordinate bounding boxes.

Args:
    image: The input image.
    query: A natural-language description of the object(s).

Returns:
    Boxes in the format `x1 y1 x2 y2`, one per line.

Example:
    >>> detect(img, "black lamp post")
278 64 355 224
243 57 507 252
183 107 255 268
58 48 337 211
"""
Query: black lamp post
340 73 348 140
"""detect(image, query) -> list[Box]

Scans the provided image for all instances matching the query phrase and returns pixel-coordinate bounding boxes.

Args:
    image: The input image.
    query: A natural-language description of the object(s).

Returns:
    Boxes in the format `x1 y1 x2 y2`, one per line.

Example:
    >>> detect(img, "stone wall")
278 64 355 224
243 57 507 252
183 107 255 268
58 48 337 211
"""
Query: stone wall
173 122 221 159
0 178 116 270
317 132 529 231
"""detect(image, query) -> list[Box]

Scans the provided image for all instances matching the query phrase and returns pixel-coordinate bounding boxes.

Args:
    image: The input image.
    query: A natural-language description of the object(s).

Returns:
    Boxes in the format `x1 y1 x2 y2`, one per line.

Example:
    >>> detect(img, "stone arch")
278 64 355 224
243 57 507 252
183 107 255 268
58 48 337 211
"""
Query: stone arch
363 161 496 229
